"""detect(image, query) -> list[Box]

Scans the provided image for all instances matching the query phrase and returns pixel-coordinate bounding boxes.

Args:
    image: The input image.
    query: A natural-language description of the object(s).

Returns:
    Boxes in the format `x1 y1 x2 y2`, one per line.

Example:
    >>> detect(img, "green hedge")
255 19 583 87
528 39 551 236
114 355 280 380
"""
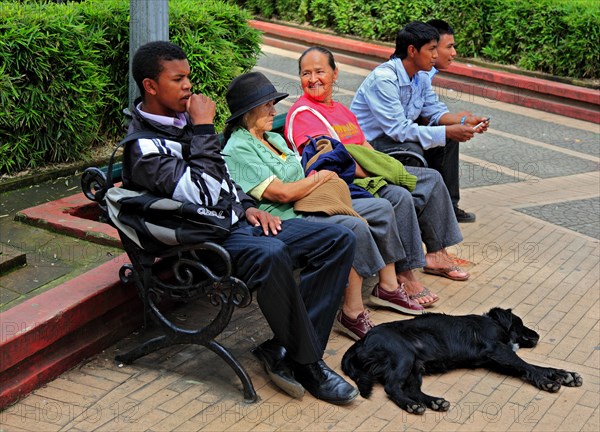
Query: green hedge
0 0 262 175
235 0 599 80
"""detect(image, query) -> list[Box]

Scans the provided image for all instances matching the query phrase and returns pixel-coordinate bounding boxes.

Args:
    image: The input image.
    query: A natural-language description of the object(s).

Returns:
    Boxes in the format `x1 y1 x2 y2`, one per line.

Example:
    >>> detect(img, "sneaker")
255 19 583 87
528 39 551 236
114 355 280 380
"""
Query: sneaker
455 207 476 223
369 283 424 315
334 310 374 341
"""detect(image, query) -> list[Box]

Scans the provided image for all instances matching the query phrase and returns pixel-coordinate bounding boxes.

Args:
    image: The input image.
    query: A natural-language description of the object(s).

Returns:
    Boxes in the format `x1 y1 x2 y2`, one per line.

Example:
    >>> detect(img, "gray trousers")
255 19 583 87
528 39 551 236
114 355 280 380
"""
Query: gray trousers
372 137 462 208
306 197 405 278
377 166 463 273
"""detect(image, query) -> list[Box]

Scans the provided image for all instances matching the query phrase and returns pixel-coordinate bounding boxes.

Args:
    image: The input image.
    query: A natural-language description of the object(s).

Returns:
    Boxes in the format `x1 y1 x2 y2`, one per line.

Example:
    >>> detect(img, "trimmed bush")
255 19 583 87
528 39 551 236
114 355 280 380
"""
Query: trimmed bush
0 0 262 175
170 1 262 124
482 0 600 79
0 1 110 174
234 0 599 80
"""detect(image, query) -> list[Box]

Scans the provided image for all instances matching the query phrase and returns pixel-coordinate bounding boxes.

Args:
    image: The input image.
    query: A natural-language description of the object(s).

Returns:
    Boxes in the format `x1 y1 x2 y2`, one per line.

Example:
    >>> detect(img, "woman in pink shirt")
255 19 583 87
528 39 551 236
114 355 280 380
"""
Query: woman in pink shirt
285 47 469 307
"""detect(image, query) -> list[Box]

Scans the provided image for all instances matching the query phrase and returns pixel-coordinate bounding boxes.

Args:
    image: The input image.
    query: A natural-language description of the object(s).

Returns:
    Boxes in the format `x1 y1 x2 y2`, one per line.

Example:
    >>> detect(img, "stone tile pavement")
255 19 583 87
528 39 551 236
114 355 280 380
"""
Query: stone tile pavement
1 45 598 431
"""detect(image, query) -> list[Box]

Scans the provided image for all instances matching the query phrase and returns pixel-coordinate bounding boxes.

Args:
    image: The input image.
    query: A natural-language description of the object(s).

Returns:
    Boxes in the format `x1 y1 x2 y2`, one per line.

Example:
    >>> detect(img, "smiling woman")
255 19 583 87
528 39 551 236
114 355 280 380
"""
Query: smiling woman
300 48 339 104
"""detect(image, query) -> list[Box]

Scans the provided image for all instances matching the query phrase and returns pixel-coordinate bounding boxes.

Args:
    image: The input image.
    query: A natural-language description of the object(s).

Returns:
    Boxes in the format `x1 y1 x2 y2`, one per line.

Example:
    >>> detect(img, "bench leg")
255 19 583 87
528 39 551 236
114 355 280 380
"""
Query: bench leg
114 335 257 402
207 340 258 403
114 335 169 364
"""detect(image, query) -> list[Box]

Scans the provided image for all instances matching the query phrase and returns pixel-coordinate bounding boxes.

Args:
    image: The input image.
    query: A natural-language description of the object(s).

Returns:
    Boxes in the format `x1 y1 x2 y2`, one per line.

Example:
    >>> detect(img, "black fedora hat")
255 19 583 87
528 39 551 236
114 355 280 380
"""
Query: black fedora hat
225 72 288 123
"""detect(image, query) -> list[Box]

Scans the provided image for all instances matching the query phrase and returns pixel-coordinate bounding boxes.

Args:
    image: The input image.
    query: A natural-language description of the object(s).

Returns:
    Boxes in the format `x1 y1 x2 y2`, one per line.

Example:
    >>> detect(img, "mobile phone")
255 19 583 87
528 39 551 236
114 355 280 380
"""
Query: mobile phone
473 117 490 130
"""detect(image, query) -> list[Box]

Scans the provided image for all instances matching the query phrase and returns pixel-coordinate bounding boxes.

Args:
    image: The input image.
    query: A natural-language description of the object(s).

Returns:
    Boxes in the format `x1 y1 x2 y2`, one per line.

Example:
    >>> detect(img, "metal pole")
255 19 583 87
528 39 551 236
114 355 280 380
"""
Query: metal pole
128 0 169 110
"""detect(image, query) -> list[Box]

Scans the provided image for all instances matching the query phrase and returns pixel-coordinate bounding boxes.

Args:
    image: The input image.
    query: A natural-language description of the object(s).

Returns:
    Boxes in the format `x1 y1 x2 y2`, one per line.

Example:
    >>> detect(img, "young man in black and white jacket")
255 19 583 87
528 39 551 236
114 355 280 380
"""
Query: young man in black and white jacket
121 41 359 405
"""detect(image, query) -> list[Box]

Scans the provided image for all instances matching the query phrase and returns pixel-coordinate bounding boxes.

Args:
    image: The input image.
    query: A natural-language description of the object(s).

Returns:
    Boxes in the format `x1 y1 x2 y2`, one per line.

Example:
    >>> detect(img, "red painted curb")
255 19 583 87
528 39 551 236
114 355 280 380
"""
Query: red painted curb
15 192 120 247
251 20 600 123
445 63 599 106
432 76 600 125
251 20 392 60
0 254 141 409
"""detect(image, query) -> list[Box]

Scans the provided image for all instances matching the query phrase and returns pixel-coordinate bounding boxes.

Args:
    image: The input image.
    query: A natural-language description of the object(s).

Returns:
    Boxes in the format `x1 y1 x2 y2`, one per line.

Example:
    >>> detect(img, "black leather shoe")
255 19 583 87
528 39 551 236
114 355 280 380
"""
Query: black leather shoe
455 207 476 223
293 360 358 405
252 340 304 398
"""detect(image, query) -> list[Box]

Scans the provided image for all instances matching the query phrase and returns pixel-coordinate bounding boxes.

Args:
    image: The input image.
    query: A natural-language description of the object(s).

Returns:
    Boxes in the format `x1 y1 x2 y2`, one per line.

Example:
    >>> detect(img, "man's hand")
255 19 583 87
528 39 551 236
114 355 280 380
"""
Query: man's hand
445 124 477 142
187 93 216 125
245 207 282 236
467 116 490 134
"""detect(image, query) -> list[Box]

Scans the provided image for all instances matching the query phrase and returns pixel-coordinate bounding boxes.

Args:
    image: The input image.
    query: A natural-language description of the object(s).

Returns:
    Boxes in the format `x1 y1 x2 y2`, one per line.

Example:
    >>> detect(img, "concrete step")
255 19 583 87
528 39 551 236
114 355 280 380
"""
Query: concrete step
0 245 26 276
0 252 141 409
1 194 134 409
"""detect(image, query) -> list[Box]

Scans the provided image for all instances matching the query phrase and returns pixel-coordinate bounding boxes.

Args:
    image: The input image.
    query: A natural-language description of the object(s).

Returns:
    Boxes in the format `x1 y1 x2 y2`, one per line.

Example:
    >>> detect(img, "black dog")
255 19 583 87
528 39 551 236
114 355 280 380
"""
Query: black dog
341 308 582 414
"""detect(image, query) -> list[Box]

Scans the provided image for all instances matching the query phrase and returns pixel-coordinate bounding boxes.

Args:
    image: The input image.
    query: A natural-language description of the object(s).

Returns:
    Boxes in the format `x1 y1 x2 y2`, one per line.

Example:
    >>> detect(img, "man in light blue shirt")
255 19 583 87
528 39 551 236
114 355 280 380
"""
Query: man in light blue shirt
351 21 489 223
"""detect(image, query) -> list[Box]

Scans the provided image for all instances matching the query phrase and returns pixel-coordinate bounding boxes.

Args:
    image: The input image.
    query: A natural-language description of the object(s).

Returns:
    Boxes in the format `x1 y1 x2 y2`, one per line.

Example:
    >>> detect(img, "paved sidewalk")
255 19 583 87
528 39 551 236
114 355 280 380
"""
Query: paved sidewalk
1 43 599 431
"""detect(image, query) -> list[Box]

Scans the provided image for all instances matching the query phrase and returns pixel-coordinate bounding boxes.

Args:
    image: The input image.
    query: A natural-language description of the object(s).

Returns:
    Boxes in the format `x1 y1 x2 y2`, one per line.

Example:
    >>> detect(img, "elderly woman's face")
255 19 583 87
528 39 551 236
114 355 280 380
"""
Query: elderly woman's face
300 50 338 104
244 100 276 135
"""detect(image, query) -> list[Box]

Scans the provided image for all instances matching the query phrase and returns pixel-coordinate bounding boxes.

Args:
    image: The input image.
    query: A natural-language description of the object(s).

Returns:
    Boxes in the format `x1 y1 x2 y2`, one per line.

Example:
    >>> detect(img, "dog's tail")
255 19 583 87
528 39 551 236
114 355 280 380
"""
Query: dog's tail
342 343 376 398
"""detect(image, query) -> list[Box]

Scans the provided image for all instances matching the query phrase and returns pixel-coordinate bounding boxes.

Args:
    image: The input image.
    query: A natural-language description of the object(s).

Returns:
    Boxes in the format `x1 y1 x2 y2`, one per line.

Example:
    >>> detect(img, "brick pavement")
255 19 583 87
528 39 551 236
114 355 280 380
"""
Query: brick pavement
1 45 598 432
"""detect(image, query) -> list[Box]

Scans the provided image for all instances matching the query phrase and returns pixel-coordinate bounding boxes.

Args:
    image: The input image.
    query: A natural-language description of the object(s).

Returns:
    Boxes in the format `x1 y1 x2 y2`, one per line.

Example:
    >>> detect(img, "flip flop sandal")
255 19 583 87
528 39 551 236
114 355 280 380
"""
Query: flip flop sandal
408 287 439 308
447 254 473 267
423 266 470 281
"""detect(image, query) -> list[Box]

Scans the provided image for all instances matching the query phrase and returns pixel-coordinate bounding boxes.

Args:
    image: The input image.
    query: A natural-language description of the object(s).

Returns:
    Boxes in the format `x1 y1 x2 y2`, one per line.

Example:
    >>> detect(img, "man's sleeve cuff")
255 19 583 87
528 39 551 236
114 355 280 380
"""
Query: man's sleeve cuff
192 124 216 135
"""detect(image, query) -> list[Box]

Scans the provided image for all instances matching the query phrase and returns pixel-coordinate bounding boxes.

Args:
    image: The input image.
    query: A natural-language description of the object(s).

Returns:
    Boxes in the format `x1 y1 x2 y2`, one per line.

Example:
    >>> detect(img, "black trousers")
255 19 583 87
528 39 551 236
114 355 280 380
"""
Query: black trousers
221 218 355 365
371 136 461 208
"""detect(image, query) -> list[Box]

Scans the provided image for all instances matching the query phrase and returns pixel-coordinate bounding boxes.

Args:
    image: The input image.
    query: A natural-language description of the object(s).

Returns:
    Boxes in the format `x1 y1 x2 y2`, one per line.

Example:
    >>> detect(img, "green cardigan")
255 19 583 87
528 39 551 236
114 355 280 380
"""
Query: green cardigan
223 128 303 220
346 144 417 192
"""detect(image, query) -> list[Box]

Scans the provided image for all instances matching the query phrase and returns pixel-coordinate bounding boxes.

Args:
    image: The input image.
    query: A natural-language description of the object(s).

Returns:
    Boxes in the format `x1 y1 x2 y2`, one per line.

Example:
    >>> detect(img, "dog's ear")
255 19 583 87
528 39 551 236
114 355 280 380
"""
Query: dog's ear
487 307 513 331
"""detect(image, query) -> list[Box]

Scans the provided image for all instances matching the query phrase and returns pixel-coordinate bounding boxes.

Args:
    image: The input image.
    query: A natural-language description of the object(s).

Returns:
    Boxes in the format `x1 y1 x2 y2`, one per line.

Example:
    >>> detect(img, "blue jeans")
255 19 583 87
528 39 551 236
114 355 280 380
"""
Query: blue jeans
221 218 355 364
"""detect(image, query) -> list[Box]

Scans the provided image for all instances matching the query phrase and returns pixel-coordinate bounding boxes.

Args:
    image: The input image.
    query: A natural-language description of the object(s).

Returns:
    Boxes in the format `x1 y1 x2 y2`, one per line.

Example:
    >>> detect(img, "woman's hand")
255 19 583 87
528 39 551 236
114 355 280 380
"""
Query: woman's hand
245 207 282 236
355 163 370 178
262 169 337 204
312 169 336 182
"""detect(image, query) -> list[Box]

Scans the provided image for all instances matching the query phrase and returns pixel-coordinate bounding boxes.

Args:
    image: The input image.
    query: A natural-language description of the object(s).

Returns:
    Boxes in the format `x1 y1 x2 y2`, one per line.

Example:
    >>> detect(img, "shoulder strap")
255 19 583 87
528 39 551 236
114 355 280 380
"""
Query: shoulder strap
286 106 340 153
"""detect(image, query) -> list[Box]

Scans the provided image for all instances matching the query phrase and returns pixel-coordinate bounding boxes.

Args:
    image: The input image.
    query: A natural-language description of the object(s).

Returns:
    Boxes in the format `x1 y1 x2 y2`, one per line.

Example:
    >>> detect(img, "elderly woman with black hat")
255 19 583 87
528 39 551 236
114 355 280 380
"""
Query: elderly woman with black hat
222 73 424 349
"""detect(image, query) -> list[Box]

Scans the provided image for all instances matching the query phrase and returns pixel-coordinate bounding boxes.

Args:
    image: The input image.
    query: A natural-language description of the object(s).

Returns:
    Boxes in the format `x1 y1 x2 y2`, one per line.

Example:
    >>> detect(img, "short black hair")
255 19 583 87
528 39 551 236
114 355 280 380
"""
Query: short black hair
131 41 187 97
392 21 439 60
298 46 337 74
426 19 454 36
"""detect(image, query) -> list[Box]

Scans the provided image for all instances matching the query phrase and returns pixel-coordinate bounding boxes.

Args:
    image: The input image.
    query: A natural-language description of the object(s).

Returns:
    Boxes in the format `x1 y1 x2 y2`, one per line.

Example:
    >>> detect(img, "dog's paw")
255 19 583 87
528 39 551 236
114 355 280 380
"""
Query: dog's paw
357 380 374 398
561 371 583 387
429 398 450 411
540 379 561 393
358 389 371 399
403 402 426 415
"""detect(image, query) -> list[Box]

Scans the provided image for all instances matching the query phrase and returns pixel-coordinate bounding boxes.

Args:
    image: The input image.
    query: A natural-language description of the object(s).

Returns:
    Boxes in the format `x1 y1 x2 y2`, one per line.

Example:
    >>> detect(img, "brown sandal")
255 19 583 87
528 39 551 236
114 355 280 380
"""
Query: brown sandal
408 287 439 307
423 266 470 281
